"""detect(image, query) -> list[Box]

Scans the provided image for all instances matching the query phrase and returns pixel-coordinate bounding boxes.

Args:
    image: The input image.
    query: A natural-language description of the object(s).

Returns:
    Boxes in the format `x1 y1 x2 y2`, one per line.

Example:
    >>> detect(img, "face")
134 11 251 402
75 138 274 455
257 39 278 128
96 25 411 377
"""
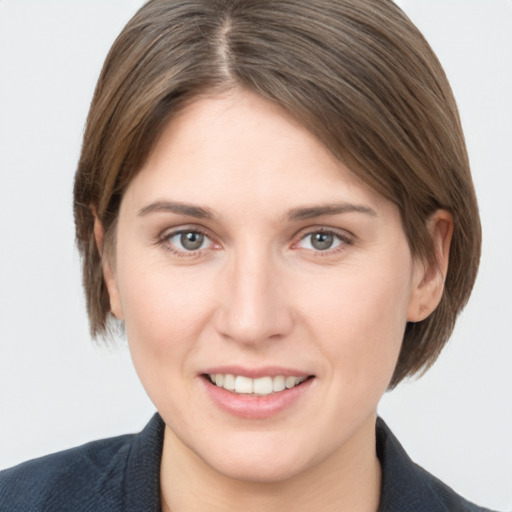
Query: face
103 88 432 483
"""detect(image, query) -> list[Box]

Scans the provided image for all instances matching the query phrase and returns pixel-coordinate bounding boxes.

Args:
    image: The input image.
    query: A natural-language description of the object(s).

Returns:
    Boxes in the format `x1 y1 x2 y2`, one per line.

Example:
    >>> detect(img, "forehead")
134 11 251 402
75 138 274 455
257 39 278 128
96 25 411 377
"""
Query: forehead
122 89 393 217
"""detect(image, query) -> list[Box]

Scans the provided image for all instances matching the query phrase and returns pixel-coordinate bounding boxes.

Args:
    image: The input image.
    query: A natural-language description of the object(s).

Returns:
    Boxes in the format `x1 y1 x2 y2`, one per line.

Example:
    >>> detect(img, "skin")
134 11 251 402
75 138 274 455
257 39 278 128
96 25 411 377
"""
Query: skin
97 88 452 512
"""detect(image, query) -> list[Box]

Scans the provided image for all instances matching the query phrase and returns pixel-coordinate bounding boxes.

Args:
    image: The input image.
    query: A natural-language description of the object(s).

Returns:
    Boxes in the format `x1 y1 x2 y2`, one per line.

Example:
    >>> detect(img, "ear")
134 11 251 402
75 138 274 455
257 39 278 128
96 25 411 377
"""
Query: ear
93 212 124 320
407 210 453 322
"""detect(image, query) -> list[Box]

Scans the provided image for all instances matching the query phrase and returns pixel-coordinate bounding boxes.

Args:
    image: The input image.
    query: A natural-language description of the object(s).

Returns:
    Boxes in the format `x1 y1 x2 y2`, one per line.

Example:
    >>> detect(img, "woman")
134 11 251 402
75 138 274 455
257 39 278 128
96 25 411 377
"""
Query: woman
0 0 501 510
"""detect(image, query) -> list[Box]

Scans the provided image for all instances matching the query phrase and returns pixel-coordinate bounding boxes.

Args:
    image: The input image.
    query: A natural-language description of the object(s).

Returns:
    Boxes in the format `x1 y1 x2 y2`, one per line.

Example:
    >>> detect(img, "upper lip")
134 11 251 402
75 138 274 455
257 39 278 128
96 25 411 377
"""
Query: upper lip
201 366 313 379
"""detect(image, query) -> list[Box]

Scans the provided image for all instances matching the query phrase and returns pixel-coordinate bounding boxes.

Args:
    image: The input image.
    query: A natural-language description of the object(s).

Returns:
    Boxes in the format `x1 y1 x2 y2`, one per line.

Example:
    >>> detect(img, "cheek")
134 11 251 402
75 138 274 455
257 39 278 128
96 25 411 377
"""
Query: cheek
123 274 207 337
301 258 412 390
115 256 216 383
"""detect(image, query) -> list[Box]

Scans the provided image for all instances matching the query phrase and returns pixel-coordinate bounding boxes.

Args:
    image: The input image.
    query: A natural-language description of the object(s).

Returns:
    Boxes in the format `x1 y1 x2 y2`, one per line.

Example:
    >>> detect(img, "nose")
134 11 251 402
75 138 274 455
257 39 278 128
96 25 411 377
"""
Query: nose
213 246 294 346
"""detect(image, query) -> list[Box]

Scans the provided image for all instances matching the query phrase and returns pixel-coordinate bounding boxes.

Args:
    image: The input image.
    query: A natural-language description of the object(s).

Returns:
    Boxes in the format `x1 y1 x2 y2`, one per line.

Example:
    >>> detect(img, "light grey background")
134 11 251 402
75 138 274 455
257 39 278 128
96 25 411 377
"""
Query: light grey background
0 1 511 510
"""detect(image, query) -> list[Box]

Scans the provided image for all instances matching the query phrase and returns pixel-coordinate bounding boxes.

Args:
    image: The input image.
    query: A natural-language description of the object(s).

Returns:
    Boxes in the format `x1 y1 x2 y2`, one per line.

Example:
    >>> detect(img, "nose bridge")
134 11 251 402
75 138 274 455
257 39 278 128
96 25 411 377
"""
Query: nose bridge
215 242 292 344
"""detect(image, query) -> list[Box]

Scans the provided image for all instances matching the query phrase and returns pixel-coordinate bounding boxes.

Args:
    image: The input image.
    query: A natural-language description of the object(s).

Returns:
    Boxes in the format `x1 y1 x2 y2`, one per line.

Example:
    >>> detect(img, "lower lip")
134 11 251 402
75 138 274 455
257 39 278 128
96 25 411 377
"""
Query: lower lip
201 376 314 419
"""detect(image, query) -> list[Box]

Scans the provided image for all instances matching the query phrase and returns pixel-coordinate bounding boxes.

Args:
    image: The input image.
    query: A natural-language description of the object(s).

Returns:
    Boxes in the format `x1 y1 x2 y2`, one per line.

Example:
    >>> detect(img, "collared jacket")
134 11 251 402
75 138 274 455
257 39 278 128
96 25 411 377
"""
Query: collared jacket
0 414 497 511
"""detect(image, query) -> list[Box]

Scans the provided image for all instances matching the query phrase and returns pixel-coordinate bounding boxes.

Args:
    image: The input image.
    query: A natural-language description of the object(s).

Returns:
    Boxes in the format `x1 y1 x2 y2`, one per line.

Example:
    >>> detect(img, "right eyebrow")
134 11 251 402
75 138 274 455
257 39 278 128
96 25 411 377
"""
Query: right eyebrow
137 201 215 220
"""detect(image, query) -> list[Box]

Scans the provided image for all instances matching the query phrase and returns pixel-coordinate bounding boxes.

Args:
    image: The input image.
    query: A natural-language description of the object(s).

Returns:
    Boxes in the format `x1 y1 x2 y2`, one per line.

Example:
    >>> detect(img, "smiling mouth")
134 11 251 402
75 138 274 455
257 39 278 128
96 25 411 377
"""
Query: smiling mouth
206 374 312 396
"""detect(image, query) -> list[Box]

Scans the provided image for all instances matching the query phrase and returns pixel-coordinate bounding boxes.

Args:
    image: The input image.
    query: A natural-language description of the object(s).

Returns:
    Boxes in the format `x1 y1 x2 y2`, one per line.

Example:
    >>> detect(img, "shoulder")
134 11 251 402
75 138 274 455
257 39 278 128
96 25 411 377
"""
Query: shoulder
376 417 498 512
0 413 164 512
411 462 496 512
0 433 133 512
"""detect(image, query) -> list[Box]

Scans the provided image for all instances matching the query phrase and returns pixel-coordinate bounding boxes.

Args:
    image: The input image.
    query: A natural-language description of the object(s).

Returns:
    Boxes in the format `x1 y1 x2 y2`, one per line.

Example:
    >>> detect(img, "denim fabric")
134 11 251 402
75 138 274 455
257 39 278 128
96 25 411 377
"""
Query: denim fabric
0 414 497 511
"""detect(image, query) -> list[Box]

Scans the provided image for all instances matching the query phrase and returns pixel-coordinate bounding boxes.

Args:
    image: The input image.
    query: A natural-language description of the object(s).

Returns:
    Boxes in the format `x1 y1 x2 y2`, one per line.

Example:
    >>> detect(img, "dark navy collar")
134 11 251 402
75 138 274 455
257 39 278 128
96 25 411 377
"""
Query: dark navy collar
119 413 165 511
376 417 494 511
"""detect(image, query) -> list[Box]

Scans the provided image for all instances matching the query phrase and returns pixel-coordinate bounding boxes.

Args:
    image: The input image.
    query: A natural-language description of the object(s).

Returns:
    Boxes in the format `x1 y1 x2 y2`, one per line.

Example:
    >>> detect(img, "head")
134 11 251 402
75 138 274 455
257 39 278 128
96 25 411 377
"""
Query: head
74 0 480 390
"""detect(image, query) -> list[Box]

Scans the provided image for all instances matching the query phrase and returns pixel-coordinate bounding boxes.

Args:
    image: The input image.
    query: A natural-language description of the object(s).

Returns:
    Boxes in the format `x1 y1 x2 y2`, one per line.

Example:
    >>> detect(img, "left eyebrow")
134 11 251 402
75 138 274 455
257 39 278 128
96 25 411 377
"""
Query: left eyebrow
287 203 377 221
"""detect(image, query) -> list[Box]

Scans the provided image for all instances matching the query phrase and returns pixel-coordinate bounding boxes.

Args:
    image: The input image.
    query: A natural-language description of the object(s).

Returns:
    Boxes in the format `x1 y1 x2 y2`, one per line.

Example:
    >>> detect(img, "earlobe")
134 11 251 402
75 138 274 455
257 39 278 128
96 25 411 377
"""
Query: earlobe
407 210 453 322
92 212 124 320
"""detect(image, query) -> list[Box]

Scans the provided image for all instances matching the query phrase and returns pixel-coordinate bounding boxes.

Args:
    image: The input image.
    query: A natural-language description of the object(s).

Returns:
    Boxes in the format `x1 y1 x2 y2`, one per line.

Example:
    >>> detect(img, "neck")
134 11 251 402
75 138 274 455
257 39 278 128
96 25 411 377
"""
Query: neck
160 414 381 512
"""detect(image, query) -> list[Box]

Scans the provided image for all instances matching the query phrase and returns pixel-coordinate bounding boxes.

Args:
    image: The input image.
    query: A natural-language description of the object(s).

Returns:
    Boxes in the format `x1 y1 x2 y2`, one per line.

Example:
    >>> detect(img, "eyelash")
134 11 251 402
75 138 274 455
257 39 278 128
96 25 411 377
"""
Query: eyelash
157 227 354 258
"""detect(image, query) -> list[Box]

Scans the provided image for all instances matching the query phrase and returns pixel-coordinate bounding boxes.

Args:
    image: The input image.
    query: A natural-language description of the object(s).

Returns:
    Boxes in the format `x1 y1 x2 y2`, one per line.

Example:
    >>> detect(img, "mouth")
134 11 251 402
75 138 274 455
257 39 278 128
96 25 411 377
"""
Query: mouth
201 369 315 419
205 373 312 396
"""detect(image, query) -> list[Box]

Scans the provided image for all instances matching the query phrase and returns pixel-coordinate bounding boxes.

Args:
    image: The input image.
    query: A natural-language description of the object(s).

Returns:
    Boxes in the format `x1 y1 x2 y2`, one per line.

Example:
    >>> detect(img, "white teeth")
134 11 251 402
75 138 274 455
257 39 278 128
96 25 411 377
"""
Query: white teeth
223 373 236 390
253 376 273 395
285 376 297 389
209 373 308 395
273 375 286 392
235 375 253 394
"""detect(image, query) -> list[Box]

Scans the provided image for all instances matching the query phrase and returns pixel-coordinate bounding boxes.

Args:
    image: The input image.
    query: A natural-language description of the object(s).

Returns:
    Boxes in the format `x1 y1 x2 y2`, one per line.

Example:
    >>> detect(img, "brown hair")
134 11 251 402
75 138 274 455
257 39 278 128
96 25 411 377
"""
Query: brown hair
73 0 481 387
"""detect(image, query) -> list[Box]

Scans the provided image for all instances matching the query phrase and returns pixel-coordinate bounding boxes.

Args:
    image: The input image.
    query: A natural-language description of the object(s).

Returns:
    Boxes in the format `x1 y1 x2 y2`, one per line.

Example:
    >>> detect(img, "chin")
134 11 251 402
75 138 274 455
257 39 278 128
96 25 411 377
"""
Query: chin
210 456 308 484
195 436 320 484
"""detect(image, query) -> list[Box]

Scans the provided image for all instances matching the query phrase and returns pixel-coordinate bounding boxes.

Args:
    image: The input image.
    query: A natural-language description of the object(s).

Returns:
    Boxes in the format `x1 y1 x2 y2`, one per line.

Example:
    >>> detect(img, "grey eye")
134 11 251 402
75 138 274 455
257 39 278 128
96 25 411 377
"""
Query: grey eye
296 231 345 252
164 229 216 254
180 231 205 250
310 232 335 250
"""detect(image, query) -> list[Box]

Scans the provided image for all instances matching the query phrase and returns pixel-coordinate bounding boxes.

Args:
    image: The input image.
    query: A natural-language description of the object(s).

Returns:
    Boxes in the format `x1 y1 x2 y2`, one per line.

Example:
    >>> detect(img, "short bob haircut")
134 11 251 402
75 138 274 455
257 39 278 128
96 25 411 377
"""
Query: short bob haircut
74 0 480 388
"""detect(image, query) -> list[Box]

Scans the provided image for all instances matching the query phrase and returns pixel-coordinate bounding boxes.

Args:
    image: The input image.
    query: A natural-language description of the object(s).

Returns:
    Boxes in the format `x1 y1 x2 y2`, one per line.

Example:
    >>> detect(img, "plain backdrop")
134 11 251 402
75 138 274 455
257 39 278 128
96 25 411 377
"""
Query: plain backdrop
0 1 511 510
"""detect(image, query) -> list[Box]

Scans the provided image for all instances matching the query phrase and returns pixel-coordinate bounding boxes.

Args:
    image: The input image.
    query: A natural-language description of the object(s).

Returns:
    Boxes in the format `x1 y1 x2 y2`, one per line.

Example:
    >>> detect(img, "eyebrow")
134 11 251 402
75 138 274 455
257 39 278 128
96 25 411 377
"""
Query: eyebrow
138 201 215 219
137 200 377 222
287 203 377 221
